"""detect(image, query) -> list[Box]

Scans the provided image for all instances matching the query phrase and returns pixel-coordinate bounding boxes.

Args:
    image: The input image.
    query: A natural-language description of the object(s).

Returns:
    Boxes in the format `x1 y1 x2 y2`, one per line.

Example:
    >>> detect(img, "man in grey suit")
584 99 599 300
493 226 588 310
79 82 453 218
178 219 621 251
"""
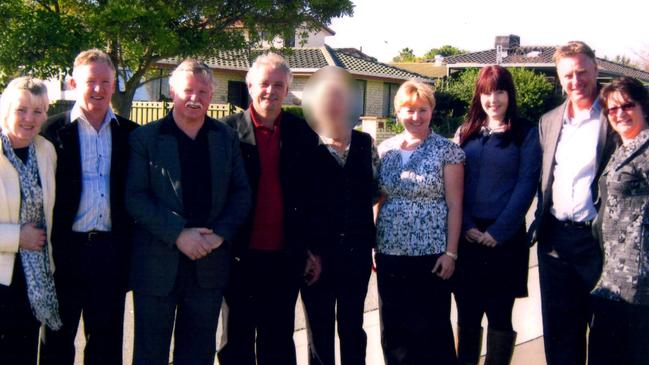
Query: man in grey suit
125 59 251 365
535 42 618 365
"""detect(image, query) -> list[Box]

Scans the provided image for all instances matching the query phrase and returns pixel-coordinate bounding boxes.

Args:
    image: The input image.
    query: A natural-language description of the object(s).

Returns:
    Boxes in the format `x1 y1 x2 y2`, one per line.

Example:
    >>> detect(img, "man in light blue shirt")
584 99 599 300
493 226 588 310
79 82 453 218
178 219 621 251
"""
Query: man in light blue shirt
40 49 139 365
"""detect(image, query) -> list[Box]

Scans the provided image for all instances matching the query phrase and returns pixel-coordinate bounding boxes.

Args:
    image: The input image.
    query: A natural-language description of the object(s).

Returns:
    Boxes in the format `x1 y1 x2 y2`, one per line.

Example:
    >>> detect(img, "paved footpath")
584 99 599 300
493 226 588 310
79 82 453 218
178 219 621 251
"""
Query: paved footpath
73 254 547 365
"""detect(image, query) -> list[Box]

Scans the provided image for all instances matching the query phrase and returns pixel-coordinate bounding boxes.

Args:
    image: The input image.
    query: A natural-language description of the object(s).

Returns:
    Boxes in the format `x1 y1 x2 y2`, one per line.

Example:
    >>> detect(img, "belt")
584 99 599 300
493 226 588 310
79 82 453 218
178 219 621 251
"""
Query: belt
550 215 593 229
70 230 112 244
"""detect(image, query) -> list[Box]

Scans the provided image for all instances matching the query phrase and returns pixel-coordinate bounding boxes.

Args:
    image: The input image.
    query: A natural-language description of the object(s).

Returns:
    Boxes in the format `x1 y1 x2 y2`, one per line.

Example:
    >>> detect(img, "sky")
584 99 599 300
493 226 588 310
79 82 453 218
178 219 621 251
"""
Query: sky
326 0 649 64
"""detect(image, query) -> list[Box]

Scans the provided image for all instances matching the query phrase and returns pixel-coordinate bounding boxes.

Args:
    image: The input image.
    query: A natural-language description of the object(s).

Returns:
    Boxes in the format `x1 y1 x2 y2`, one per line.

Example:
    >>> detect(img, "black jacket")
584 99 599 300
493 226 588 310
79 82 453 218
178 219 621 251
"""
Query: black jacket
41 112 139 279
304 130 377 257
126 113 251 296
220 109 318 260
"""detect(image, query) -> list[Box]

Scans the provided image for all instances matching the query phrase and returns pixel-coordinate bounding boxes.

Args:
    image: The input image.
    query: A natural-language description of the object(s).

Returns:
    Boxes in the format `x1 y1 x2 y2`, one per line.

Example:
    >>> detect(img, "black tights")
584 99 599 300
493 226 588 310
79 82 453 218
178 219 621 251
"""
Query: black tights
456 294 515 331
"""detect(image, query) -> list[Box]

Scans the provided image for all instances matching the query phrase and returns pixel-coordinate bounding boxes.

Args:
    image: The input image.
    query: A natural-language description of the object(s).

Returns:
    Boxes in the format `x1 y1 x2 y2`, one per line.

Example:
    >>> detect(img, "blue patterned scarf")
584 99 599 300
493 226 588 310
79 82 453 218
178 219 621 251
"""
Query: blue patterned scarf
1 134 62 330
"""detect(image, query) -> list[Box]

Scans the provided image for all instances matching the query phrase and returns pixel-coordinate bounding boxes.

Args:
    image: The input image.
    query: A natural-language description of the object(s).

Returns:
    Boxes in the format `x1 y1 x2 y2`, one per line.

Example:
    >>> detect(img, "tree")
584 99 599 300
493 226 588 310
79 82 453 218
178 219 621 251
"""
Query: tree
0 0 354 116
613 54 637 67
392 47 417 62
423 45 465 60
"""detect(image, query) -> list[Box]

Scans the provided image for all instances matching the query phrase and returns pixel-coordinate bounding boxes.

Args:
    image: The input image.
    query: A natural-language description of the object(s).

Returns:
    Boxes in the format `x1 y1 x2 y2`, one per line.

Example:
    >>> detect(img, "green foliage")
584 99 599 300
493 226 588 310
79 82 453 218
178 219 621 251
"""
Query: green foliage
0 0 354 115
422 45 466 60
282 105 304 119
434 67 557 125
392 47 417 62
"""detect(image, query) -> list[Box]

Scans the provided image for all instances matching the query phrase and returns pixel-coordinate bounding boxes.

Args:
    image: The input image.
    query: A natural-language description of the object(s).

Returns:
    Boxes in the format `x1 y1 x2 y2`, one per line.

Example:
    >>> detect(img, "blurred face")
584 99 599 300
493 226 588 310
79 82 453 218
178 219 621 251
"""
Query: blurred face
310 79 352 137
170 72 213 123
71 62 115 116
397 97 433 137
556 54 598 109
606 91 648 141
480 90 509 121
4 91 47 147
247 66 289 115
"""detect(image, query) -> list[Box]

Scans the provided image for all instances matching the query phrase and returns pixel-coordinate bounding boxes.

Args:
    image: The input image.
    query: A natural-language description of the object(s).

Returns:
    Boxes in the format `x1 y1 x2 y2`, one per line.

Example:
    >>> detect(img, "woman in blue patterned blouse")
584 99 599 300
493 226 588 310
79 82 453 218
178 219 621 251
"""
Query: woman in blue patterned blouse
453 66 541 365
375 79 464 365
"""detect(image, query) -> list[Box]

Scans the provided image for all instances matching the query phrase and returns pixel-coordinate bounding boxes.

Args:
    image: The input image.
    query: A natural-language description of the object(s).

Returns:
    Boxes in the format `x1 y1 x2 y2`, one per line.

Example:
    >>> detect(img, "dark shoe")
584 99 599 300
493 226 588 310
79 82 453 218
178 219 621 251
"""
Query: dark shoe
484 330 517 365
457 326 483 365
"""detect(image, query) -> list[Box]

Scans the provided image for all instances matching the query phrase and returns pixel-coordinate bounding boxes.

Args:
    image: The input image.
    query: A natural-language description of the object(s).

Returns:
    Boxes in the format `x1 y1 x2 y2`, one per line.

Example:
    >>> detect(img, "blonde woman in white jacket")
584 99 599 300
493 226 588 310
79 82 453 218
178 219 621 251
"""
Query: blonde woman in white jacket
0 77 61 364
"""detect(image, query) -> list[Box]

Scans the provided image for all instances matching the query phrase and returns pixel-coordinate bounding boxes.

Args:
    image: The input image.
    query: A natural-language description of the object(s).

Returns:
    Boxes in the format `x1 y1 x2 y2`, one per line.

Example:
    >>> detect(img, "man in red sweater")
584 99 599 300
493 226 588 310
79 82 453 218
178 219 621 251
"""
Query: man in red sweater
218 53 321 365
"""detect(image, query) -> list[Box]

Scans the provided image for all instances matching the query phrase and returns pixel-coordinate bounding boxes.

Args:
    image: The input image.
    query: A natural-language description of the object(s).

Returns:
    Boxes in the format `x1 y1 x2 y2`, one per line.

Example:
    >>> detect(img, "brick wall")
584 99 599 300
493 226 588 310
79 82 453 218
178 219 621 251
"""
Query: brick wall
364 80 385 117
211 70 246 103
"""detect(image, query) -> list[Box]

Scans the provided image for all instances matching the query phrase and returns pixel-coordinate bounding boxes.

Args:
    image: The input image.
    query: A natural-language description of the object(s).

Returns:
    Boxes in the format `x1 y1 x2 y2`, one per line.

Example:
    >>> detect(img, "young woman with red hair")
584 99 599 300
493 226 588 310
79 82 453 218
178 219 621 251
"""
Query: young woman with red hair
453 66 541 365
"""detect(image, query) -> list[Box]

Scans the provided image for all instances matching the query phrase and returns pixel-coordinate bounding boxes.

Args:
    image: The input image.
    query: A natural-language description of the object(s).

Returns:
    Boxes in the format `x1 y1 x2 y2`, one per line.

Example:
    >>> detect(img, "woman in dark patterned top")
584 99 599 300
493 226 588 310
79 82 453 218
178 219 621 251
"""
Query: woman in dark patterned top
590 77 649 365
376 79 464 365
0 77 62 364
453 66 541 365
300 66 379 365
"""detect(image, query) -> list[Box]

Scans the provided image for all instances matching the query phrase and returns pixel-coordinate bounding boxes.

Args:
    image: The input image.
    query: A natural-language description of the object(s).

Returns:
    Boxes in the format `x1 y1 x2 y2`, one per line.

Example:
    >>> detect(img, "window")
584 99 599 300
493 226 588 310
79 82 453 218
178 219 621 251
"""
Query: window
355 79 367 116
284 32 296 47
227 81 249 109
383 82 400 117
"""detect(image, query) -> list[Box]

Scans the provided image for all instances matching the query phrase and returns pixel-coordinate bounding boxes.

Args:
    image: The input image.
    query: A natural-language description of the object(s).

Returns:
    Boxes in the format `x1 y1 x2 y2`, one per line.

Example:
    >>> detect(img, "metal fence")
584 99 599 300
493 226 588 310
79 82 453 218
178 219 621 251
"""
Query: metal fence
47 100 240 125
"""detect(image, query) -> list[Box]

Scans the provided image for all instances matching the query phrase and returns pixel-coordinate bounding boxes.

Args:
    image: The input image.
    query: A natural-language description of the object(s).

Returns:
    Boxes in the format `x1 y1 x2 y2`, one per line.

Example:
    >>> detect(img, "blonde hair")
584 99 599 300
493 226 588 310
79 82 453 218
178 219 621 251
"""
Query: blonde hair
169 59 214 90
246 52 293 87
73 48 116 76
393 79 436 113
0 76 49 131
553 41 596 63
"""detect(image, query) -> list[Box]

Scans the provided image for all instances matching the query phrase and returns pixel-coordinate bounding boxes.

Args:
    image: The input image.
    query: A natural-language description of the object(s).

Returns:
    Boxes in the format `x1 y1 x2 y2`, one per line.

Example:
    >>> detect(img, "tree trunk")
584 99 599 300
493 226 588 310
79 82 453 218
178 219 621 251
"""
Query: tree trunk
112 87 137 118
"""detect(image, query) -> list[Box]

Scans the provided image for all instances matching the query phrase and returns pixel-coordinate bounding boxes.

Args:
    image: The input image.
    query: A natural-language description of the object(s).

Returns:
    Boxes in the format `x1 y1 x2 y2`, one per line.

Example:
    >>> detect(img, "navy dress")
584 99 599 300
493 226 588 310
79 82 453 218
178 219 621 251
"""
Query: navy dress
454 122 541 298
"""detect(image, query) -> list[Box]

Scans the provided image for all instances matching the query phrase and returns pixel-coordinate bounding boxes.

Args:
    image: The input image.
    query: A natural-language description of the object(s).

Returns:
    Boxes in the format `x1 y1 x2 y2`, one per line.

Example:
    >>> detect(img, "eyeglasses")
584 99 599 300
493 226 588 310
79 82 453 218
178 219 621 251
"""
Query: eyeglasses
606 102 636 117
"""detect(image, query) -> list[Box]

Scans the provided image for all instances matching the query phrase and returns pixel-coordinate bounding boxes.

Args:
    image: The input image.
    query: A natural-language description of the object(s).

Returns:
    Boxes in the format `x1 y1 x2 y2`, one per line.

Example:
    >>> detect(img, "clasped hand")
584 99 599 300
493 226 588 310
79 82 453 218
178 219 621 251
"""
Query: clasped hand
464 228 498 247
176 228 224 260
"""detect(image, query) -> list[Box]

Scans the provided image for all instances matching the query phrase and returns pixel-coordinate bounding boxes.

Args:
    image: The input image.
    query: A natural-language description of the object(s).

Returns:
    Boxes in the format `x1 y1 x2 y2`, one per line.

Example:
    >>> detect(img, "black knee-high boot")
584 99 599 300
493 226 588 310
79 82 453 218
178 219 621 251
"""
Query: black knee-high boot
457 327 483 365
484 330 516 365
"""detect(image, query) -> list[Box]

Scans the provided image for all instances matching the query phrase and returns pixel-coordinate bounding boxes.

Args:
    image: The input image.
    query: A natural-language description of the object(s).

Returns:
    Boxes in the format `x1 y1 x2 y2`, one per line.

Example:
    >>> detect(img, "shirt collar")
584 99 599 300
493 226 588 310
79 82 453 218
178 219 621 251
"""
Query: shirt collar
564 99 601 126
249 105 281 131
70 101 118 130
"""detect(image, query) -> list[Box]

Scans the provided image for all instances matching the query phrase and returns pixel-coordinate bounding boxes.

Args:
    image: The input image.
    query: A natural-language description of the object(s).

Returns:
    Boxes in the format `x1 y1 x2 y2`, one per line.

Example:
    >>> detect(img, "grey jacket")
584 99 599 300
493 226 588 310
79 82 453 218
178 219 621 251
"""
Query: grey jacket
125 113 251 296
531 100 618 245
593 129 649 305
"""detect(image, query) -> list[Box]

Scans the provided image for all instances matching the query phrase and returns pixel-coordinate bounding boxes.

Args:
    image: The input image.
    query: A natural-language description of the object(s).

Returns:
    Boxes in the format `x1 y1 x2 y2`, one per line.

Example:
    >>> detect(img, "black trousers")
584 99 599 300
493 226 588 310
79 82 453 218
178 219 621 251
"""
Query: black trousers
455 293 515 331
0 256 41 365
41 233 126 365
301 247 372 365
588 296 649 365
538 217 602 365
218 250 301 365
376 253 458 365
133 256 225 365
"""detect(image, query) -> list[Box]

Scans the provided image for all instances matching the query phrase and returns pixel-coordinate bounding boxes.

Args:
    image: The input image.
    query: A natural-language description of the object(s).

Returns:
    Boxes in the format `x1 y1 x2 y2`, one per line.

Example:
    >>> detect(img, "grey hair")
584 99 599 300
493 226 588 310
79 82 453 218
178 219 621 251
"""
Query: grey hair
0 76 49 131
246 52 293 87
169 59 214 90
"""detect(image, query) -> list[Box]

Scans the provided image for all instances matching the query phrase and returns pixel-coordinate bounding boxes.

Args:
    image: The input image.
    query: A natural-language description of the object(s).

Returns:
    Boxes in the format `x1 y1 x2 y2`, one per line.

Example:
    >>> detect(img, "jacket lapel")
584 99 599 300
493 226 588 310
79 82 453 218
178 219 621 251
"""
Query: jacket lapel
207 125 226 223
57 117 82 197
237 110 257 146
613 130 649 171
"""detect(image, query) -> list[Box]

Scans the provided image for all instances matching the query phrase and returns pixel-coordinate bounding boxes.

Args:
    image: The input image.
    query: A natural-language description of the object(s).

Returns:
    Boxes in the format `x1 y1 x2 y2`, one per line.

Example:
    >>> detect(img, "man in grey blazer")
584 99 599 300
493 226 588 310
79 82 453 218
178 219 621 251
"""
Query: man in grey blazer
125 60 251 365
534 42 618 365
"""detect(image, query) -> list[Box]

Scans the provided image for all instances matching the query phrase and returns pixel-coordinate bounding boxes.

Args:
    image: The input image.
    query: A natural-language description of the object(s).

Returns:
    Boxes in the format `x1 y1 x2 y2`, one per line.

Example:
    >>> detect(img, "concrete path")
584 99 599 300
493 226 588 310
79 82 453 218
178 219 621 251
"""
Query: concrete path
73 250 546 364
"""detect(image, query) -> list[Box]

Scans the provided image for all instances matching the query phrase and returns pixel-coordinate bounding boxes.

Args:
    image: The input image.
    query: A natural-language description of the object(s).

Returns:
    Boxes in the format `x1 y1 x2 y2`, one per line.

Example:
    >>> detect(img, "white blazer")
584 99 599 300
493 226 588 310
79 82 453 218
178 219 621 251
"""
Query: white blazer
0 135 56 286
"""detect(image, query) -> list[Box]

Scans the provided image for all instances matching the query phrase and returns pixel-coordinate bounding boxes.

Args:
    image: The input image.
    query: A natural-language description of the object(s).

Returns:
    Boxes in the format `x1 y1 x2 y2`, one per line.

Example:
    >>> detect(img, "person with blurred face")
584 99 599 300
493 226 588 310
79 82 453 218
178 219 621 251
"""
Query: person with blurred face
454 66 541 365
126 59 251 365
588 77 649 365
0 77 61 365
532 41 619 365
218 53 319 365
40 49 139 365
376 79 464 365
298 66 378 365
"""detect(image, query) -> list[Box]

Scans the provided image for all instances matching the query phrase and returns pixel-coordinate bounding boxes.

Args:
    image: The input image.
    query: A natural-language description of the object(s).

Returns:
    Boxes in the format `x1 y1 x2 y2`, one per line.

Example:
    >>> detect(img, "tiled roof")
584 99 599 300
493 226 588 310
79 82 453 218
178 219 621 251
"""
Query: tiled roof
157 47 433 82
390 62 448 78
444 47 649 82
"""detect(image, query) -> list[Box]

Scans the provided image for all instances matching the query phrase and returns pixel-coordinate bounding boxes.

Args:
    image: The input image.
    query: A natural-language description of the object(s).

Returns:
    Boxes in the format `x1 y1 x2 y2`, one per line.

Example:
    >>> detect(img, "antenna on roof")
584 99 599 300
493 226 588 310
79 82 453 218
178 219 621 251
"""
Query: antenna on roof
496 45 504 64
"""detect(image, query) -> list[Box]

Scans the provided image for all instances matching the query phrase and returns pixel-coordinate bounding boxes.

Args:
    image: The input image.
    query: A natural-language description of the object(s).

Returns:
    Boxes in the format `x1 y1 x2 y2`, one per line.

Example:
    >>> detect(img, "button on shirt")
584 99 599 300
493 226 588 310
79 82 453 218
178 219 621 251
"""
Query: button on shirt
70 103 114 232
550 101 602 222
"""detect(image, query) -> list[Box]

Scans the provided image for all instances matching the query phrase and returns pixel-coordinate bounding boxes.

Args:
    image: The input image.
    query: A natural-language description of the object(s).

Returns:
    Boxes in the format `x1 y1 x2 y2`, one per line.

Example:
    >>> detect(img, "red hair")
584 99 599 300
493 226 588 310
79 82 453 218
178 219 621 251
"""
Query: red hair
459 65 520 145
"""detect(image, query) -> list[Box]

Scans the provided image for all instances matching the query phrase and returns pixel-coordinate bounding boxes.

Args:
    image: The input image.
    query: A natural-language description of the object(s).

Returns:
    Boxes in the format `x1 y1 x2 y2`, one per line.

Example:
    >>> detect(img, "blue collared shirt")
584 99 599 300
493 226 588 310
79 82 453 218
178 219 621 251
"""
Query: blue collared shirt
70 103 115 232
